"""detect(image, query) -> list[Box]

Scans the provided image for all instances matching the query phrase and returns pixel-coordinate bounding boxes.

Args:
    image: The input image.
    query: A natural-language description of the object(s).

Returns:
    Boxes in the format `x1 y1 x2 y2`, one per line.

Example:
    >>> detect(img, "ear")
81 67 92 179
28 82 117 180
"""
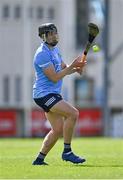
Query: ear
42 34 46 41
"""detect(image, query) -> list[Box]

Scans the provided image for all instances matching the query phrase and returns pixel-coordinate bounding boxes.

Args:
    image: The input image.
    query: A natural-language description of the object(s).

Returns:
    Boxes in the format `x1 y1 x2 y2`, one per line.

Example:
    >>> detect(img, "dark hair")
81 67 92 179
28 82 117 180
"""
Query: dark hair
38 23 57 38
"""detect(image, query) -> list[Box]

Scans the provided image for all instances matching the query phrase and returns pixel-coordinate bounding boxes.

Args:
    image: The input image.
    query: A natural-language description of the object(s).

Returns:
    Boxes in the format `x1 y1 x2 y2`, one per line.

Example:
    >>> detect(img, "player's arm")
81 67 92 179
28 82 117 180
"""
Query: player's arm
61 61 77 74
61 61 67 69
61 57 86 75
43 56 85 83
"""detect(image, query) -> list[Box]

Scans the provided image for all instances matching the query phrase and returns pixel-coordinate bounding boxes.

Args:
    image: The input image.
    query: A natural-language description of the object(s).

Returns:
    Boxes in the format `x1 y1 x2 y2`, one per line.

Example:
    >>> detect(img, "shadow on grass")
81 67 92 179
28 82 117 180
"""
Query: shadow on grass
73 164 123 167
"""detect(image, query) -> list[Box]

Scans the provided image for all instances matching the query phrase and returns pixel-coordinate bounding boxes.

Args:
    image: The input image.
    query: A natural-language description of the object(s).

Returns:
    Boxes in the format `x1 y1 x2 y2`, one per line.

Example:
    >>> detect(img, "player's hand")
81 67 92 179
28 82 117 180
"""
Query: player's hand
81 54 87 63
76 55 87 75
71 56 84 68
67 55 87 75
75 67 84 75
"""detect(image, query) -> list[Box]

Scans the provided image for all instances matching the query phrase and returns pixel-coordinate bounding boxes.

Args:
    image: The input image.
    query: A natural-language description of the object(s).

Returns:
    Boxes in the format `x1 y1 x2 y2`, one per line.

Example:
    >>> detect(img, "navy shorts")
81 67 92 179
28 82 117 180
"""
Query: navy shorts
34 93 63 112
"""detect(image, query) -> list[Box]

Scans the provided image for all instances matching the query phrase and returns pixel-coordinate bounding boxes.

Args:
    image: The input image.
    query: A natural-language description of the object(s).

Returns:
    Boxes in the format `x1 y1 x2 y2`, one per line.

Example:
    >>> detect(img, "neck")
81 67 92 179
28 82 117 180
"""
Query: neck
45 42 55 49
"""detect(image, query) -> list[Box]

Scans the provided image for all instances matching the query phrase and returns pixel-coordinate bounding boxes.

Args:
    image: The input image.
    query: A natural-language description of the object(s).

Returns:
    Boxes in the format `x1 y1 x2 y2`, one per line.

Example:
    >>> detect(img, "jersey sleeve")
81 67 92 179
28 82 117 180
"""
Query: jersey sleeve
36 52 53 69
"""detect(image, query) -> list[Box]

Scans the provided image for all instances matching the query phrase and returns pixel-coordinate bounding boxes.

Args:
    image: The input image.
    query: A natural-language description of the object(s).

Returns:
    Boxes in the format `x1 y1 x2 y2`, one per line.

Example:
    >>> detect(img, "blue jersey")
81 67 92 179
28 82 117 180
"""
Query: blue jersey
33 42 63 98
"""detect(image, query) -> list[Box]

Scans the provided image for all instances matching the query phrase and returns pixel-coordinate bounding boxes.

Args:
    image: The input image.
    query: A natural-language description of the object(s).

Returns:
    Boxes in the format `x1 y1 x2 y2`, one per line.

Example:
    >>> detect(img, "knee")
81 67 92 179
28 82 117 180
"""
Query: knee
70 108 79 120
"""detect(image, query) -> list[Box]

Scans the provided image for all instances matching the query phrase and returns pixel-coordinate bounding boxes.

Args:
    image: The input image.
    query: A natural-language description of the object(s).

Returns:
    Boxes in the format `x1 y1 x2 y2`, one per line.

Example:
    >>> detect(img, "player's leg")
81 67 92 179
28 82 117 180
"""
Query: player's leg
50 100 78 143
40 111 63 154
32 111 63 165
50 100 86 164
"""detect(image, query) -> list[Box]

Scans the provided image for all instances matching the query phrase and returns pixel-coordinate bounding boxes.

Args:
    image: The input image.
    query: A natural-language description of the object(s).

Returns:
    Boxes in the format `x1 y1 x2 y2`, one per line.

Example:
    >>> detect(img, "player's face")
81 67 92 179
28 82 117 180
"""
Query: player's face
46 31 59 46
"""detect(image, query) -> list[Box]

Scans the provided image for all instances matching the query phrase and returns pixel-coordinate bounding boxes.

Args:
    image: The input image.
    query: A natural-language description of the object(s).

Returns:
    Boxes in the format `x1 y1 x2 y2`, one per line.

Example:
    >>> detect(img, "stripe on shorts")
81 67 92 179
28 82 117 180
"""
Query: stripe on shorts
45 97 56 106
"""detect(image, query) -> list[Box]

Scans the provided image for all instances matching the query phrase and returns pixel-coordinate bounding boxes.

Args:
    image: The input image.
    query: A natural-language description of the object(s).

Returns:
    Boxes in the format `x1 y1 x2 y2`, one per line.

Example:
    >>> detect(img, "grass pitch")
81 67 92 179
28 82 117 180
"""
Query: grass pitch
0 137 123 179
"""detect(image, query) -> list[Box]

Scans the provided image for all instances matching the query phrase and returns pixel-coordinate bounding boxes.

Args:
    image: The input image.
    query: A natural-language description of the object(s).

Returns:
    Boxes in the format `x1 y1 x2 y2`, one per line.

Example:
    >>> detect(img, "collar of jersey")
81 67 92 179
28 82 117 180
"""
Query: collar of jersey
43 42 56 51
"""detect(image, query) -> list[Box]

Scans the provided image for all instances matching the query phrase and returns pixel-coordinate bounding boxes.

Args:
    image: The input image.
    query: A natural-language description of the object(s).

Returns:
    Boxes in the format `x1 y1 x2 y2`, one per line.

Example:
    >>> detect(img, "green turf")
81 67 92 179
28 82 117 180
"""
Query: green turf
0 137 123 179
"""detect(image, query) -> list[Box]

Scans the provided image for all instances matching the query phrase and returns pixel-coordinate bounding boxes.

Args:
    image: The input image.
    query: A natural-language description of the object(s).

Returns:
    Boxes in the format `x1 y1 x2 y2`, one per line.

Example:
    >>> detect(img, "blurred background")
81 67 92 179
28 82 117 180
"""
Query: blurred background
0 0 123 138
